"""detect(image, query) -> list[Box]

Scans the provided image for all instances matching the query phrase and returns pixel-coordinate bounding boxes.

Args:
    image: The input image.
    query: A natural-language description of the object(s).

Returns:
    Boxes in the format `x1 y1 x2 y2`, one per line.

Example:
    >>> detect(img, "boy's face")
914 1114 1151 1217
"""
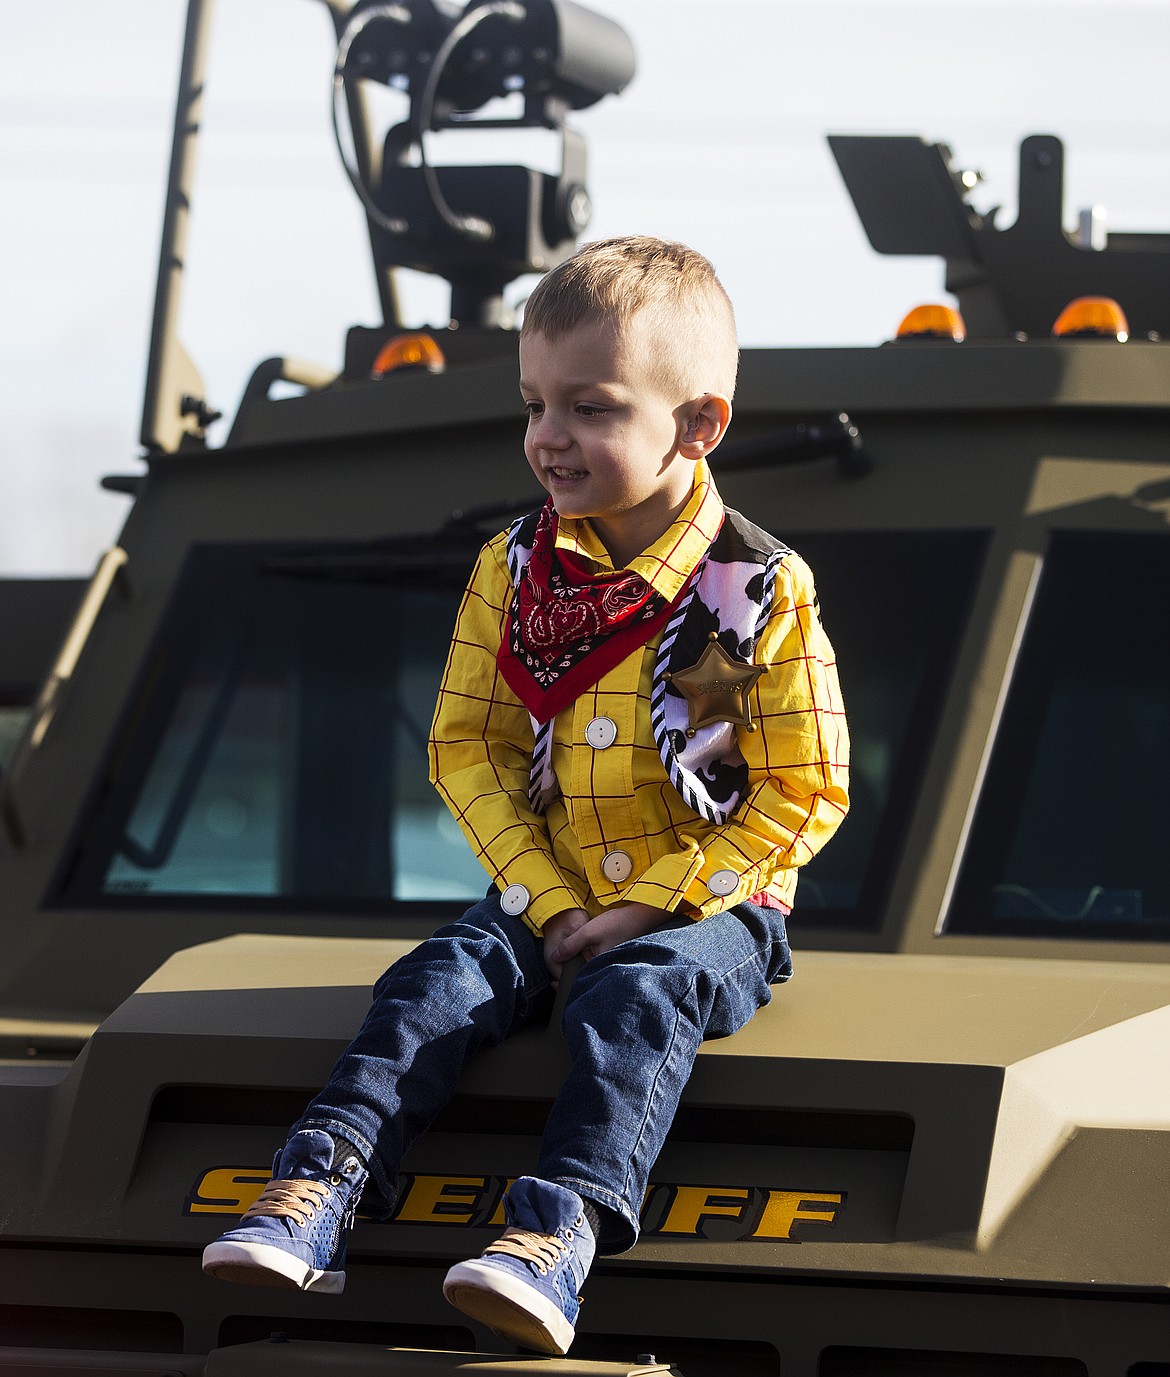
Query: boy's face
518 317 700 566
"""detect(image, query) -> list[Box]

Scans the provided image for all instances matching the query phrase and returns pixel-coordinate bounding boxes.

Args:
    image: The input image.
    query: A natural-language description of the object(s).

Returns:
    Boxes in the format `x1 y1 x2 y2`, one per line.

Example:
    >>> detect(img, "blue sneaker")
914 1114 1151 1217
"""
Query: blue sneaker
442 1177 596 1355
201 1129 367 1294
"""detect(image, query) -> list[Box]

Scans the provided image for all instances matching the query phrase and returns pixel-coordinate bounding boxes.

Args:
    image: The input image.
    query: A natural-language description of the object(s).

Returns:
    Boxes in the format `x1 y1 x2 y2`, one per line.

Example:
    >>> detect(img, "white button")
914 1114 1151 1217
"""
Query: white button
585 716 618 749
706 869 738 897
601 850 633 883
500 883 530 916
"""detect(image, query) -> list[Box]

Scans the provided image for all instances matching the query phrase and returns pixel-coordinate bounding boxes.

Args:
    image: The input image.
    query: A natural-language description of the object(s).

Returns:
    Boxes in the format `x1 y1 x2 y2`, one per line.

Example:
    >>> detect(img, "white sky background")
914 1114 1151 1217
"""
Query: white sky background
1 0 1168 574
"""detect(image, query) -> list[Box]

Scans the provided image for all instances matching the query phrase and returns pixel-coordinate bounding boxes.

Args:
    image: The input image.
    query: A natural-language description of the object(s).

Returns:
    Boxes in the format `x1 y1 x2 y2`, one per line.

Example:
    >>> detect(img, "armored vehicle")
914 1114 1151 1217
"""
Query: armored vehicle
2 1 1168 1373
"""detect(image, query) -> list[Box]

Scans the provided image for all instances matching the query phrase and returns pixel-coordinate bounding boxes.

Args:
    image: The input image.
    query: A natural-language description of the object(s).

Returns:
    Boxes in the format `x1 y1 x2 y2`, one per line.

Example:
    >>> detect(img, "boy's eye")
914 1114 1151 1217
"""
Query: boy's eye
576 404 606 418
523 400 543 418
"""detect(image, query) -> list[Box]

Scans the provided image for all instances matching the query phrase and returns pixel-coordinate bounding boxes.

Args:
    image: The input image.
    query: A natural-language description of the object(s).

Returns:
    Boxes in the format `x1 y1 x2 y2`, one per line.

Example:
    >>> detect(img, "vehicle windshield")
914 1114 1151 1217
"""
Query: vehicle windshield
57 530 986 927
948 530 1170 941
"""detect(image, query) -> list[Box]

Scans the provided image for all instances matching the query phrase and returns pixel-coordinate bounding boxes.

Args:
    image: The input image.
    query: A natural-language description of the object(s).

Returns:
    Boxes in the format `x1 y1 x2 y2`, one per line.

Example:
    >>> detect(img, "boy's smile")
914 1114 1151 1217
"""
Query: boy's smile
519 318 727 568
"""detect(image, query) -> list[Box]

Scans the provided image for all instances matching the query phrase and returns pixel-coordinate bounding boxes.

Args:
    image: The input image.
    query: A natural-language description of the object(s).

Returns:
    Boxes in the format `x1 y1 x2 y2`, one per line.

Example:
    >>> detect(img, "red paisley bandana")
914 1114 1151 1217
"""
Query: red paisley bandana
498 502 688 724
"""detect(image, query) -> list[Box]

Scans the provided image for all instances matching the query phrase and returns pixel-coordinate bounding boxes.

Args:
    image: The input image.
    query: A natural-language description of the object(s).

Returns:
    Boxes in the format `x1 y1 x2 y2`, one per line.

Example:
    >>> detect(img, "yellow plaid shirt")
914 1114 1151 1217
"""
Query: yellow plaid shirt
428 461 849 933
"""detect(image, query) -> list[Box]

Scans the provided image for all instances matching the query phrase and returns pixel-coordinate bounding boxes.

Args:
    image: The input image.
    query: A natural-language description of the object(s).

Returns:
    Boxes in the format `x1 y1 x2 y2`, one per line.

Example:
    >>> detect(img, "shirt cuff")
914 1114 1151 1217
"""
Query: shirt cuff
623 833 787 920
503 873 589 935
619 845 706 918
682 849 765 917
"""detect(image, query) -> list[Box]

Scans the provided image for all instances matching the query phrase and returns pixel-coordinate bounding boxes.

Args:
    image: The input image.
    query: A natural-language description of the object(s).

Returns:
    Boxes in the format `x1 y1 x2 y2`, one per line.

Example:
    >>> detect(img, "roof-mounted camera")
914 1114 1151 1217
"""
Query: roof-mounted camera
333 0 636 326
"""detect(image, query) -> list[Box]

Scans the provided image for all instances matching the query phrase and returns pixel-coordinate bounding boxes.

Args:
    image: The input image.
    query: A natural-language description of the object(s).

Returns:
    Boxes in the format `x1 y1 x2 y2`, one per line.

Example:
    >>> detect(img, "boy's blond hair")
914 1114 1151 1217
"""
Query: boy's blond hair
521 235 739 399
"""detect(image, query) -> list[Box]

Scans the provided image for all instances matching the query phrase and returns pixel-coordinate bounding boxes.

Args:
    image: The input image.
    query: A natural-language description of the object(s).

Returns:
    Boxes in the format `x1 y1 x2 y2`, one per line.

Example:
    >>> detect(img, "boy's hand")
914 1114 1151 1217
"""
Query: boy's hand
550 901 673 966
541 907 590 986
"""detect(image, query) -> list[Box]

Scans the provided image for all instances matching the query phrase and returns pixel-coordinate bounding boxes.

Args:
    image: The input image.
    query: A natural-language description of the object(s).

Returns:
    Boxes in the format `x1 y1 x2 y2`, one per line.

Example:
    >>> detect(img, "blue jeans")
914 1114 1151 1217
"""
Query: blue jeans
294 891 792 1253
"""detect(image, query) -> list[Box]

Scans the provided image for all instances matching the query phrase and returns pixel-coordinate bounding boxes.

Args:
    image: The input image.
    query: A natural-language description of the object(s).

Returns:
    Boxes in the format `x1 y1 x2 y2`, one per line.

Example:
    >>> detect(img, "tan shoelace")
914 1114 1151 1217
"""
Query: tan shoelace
484 1226 570 1277
242 1178 331 1227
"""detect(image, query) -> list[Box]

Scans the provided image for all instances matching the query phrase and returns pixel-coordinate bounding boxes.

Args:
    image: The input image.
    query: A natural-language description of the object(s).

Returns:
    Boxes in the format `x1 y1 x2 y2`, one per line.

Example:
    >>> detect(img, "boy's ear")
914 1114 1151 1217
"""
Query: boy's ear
678 394 733 459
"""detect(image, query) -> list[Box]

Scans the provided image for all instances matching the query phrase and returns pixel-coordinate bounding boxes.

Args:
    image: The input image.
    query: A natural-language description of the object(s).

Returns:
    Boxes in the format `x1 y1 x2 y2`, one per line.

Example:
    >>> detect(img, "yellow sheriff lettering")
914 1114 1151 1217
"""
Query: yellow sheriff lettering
393 1175 489 1225
751 1190 843 1240
187 1167 271 1215
658 1185 751 1235
185 1166 846 1241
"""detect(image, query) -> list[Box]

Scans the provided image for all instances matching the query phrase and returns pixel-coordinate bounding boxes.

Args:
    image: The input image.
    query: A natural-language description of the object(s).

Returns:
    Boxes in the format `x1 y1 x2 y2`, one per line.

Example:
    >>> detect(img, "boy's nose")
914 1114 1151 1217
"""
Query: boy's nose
532 414 571 451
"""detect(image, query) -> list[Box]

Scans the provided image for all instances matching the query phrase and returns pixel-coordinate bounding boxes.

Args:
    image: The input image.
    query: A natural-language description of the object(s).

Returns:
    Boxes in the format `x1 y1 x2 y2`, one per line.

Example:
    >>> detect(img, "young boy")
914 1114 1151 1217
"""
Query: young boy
202 236 849 1356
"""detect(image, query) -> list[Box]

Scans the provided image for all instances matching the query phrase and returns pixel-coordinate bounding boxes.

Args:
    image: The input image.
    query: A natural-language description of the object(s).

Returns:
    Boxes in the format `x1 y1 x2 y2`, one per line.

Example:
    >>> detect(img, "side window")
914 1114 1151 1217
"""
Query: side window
948 531 1170 940
59 544 487 907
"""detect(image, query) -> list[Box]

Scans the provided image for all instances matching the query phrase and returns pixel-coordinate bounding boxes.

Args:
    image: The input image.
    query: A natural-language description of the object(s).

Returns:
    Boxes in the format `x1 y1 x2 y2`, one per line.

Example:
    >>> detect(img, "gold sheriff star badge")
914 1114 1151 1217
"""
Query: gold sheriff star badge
666 632 764 737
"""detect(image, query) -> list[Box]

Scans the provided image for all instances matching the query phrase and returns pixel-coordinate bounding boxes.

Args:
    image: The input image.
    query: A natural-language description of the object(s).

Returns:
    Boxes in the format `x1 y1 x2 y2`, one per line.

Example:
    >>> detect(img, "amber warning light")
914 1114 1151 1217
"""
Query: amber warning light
371 333 448 377
895 304 966 342
1051 296 1129 341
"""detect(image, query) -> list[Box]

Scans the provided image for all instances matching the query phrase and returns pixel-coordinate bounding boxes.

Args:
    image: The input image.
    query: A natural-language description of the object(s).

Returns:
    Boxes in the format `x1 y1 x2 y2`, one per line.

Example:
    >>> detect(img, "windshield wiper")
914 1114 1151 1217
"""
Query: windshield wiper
256 496 542 585
714 413 873 480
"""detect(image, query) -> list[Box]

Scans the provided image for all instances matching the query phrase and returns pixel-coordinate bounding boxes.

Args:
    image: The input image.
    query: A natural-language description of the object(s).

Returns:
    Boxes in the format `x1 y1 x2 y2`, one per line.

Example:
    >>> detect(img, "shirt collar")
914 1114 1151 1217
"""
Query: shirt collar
553 458 724 602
